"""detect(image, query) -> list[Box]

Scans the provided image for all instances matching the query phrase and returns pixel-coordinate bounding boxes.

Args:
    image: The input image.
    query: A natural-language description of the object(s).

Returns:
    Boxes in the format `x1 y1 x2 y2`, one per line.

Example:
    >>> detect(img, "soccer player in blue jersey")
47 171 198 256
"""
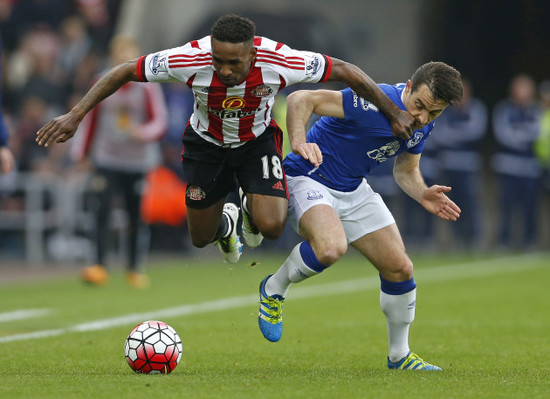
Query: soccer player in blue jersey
258 61 463 370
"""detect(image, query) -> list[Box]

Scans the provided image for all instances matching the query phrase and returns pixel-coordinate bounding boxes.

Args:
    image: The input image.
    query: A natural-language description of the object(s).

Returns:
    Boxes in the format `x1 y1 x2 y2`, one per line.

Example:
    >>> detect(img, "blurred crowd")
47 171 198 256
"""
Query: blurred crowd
0 0 549 264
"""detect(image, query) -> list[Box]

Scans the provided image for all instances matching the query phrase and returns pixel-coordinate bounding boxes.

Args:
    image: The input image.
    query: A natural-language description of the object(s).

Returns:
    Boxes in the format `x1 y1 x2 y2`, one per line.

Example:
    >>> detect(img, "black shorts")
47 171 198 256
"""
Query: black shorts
181 122 289 209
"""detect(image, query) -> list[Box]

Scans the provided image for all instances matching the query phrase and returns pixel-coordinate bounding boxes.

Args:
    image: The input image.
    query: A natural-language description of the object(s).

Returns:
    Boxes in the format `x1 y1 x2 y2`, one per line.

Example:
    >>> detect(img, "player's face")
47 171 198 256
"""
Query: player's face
211 38 257 87
403 80 448 129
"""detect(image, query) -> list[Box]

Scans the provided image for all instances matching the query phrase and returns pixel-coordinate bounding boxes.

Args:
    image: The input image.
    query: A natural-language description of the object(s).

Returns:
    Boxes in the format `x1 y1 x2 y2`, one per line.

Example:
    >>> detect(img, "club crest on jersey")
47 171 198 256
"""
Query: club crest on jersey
251 84 273 97
305 55 321 76
367 140 400 163
149 52 168 75
406 132 424 148
186 186 206 201
222 96 245 110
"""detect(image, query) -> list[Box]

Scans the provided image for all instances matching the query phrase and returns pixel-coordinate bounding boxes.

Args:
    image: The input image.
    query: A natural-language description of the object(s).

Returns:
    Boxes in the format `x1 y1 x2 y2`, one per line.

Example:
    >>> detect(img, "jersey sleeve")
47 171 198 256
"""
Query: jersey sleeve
259 39 332 86
137 43 199 84
341 88 381 123
405 125 434 154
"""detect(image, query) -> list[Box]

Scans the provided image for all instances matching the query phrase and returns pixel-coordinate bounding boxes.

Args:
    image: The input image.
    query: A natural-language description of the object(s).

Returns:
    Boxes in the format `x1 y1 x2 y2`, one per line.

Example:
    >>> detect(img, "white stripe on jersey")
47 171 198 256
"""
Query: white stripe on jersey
141 35 329 146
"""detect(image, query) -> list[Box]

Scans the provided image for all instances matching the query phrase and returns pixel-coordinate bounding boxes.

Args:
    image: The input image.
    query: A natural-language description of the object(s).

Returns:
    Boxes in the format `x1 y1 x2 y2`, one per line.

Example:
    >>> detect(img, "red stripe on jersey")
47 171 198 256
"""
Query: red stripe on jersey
255 58 304 70
321 55 333 82
277 74 286 93
136 56 147 82
186 73 196 89
169 62 212 68
255 54 304 67
257 49 304 64
190 40 200 49
238 67 264 141
275 42 284 51
169 53 211 60
206 73 227 142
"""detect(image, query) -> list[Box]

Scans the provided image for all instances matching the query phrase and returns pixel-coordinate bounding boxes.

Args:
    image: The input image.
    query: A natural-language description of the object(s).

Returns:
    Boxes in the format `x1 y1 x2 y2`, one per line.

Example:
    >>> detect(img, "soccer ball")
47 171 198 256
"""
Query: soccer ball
124 320 183 374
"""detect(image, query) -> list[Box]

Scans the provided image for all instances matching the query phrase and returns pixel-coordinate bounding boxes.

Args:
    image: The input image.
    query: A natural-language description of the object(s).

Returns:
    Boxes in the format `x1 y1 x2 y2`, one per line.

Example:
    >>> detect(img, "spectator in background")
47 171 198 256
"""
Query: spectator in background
535 81 550 191
492 74 541 250
57 16 92 78
431 77 488 250
0 38 14 174
70 36 168 288
0 118 13 174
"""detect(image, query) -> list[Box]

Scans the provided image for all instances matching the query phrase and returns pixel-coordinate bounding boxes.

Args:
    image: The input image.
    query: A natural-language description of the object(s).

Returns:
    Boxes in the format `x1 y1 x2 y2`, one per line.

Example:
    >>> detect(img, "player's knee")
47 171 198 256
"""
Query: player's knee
314 239 347 266
189 234 211 248
257 217 286 240
392 257 414 280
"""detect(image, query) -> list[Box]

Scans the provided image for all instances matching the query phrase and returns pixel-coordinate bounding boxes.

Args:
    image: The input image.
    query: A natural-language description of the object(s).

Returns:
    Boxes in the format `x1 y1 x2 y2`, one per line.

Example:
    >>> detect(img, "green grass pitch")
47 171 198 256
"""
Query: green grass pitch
1 251 549 398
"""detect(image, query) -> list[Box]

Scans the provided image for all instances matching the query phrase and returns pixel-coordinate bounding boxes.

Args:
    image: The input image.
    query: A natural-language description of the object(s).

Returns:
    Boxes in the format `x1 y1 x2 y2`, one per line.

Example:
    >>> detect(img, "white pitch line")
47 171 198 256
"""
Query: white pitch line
0 308 51 323
0 253 547 344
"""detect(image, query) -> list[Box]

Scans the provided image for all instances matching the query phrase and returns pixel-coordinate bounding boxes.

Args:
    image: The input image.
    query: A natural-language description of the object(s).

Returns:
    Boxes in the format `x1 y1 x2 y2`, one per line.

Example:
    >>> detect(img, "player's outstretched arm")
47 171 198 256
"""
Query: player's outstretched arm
286 89 344 167
36 59 140 147
394 152 461 221
328 58 414 140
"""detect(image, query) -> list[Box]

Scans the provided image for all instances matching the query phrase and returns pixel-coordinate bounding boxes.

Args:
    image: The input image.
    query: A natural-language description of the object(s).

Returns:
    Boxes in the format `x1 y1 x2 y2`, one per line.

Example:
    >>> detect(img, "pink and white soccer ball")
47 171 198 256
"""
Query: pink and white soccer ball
124 320 183 374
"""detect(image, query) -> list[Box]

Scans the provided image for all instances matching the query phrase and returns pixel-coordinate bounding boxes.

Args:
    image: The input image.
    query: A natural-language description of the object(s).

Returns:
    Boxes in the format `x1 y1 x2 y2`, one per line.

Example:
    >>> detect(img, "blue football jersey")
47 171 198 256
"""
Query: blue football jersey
283 84 435 191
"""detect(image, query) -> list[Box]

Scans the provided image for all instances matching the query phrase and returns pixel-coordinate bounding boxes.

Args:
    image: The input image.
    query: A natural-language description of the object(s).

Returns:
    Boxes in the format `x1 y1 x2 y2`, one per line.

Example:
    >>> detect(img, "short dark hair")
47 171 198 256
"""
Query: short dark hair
411 62 463 105
211 14 256 44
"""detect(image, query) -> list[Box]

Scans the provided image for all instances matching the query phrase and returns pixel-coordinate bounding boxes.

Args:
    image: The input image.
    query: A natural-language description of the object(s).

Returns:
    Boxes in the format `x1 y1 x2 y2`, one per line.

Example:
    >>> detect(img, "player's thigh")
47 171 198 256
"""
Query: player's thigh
350 224 413 280
287 175 347 248
245 193 288 237
299 203 348 265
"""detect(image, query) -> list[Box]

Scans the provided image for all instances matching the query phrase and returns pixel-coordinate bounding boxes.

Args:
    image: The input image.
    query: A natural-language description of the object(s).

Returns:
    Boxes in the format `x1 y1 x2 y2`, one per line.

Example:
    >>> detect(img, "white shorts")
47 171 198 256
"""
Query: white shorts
287 175 395 243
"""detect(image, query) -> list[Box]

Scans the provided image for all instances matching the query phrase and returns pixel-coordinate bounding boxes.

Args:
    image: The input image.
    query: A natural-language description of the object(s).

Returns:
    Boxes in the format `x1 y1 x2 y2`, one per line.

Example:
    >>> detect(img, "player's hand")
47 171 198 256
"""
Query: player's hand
420 185 461 221
36 111 82 147
293 142 323 167
390 110 415 140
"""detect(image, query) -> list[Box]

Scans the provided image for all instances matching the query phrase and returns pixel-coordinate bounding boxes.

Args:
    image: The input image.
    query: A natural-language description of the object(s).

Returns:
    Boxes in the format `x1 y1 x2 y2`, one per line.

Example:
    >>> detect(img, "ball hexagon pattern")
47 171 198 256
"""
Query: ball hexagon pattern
124 320 183 374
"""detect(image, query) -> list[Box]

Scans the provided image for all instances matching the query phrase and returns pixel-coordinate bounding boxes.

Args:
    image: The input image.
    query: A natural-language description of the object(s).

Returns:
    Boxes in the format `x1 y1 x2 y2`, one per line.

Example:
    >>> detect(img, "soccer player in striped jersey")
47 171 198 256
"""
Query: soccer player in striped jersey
36 14 415 264
258 62 463 370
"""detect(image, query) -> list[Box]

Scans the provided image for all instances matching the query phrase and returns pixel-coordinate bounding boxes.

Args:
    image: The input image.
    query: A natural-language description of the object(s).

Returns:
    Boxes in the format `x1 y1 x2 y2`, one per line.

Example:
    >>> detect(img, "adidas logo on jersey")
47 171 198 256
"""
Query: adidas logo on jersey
272 181 284 191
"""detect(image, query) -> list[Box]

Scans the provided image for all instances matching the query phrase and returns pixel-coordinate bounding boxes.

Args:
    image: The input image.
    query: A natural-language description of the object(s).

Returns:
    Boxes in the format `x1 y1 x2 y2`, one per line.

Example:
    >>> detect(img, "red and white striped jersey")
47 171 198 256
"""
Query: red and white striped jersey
137 35 332 146
71 80 168 172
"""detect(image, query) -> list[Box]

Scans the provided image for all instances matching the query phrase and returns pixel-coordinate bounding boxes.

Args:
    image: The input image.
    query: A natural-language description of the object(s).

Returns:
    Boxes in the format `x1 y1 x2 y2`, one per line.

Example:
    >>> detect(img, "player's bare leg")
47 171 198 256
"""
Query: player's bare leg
186 198 242 263
186 199 226 247
242 193 287 243
259 204 346 341
351 224 441 370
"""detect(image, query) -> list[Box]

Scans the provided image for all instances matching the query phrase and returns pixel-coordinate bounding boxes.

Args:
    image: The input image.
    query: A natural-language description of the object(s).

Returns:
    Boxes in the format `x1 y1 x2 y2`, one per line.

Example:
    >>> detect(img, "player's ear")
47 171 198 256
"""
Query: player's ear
250 46 257 59
405 79 412 93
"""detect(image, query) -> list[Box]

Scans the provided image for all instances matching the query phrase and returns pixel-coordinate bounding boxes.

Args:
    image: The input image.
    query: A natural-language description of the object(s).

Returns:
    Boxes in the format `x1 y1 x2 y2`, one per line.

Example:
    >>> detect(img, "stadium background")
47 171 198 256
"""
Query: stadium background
0 0 549 267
